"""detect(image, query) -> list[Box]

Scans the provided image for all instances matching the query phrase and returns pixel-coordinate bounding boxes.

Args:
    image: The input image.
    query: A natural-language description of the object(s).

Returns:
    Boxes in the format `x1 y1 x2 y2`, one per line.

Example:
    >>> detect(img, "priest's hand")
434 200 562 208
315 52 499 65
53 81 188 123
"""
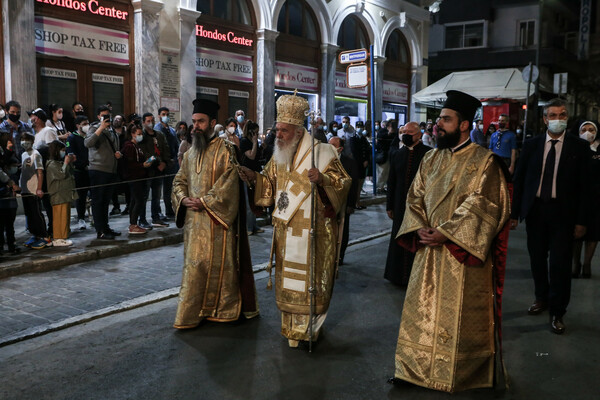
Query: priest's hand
183 197 204 212
238 166 256 184
308 168 323 185
417 227 447 246
574 224 586 239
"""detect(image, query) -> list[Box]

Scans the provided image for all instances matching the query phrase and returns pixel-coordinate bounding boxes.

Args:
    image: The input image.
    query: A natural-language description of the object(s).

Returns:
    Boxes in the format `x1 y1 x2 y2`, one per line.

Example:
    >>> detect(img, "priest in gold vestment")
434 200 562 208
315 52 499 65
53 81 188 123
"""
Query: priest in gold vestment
171 99 258 329
239 94 351 347
391 91 510 393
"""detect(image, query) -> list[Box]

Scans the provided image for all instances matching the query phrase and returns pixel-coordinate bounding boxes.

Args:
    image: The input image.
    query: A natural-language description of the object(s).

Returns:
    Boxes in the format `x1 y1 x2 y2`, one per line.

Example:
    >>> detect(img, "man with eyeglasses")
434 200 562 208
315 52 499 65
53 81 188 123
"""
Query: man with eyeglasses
489 113 517 175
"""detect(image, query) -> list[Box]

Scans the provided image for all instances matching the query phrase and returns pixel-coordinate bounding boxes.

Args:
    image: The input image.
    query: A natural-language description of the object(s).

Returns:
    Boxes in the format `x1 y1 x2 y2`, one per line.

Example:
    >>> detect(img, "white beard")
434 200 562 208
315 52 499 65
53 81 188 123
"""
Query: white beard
273 134 302 167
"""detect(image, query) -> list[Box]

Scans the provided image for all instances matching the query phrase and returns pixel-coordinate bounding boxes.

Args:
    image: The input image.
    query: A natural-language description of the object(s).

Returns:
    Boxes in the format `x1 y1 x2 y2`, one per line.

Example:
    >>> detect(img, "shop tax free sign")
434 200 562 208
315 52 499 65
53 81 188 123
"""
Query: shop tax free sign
36 0 129 20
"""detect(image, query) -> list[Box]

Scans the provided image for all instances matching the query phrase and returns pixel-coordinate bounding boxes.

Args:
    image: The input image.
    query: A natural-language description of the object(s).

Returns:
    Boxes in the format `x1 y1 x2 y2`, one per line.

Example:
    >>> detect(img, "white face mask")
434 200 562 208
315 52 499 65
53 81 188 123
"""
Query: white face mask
0 110 5 119
135 134 144 143
227 126 236 134
547 119 567 134
478 124 484 130
81 125 90 134
580 131 597 143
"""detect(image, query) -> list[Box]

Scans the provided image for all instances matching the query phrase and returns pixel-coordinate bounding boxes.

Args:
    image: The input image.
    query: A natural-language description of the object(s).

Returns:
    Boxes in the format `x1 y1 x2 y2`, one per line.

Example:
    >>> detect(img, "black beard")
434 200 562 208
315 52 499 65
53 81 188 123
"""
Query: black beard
436 126 461 149
193 129 210 155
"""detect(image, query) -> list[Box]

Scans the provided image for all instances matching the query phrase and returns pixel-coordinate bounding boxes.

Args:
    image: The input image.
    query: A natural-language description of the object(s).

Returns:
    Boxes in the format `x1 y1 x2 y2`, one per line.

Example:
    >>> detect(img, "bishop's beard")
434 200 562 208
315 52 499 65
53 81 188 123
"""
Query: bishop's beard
273 132 302 166
193 128 210 155
436 126 461 149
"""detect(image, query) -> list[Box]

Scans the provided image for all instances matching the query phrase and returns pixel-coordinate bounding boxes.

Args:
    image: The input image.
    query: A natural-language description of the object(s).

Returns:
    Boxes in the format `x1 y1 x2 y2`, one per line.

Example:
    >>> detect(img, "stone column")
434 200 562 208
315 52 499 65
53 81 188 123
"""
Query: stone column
410 65 428 123
320 43 338 122
374 56 386 123
133 0 164 114
256 29 278 132
178 6 201 122
2 1 36 109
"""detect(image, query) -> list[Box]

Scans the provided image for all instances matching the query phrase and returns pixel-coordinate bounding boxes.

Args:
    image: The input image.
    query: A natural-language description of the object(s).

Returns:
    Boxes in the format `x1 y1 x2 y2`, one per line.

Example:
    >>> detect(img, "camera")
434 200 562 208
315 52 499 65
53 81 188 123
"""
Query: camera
101 115 113 123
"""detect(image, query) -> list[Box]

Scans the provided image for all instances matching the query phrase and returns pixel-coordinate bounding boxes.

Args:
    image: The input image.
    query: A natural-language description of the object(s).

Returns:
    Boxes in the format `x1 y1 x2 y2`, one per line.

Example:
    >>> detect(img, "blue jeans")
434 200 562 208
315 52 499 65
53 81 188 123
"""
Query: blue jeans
88 170 117 233
139 176 163 222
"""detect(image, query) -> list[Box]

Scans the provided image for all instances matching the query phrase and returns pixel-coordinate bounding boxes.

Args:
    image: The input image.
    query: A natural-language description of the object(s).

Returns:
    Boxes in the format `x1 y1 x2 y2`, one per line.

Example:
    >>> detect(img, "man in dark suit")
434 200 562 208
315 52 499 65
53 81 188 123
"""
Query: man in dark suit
510 98 590 334
329 136 358 265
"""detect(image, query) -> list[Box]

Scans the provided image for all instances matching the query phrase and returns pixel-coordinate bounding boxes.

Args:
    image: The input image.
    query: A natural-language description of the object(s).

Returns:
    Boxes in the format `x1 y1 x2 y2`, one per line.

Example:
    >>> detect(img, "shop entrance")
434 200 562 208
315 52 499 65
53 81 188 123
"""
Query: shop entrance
196 82 254 125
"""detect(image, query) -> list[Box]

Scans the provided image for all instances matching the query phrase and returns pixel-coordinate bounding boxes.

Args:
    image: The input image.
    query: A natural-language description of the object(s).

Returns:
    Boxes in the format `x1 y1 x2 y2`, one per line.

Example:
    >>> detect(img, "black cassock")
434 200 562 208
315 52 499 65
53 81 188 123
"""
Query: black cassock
384 142 430 286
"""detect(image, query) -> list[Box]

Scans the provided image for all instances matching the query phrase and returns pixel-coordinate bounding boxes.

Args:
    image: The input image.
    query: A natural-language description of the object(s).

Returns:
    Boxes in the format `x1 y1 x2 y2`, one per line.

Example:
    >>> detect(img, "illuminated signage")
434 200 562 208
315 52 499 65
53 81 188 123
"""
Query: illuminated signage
383 80 408 104
275 61 318 92
35 0 129 21
196 25 254 47
196 47 253 83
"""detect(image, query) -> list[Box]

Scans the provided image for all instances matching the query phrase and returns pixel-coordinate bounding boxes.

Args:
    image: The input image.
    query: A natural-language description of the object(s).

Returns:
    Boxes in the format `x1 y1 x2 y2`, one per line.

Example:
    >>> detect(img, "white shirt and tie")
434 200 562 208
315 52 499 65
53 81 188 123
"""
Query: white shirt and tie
536 131 565 199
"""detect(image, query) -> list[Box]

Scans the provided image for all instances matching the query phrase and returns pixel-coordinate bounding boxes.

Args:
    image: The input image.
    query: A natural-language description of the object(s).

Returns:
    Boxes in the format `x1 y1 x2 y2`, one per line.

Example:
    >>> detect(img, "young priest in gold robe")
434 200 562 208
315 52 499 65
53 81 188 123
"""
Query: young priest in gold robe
390 90 511 392
171 99 258 329
239 94 351 348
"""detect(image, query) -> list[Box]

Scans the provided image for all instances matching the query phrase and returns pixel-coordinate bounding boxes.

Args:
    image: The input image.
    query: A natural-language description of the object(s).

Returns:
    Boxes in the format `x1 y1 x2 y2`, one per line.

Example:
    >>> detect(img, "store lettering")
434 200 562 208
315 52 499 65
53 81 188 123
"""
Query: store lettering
196 57 251 74
35 0 129 20
277 70 316 86
195 25 253 47
35 28 127 54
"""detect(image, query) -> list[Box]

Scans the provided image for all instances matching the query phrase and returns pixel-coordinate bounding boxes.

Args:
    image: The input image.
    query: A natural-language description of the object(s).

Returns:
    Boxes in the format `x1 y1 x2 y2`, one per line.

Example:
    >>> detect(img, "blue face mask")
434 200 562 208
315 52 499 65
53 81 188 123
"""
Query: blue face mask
237 115 244 124
332 127 338 133
421 129 425 133
135 134 144 143
356 129 362 134
59 150 66 159
343 123 349 129
9 166 18 175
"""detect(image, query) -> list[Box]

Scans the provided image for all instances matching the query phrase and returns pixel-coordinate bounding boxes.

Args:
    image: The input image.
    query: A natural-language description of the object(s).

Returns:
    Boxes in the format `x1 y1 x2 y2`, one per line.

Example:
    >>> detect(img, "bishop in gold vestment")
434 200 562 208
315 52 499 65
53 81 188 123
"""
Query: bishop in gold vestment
241 94 350 346
171 99 258 329
392 91 510 393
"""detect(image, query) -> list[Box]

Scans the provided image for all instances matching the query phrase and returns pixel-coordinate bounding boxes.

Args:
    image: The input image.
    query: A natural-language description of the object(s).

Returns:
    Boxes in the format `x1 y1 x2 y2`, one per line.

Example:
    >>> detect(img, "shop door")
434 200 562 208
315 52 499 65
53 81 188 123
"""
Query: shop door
197 82 254 126
37 62 78 113
87 67 127 119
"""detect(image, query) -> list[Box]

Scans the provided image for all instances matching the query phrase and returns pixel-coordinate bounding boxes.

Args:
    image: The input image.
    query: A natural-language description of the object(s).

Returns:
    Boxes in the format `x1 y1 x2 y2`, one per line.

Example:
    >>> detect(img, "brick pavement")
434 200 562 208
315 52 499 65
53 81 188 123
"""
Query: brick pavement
0 202 390 345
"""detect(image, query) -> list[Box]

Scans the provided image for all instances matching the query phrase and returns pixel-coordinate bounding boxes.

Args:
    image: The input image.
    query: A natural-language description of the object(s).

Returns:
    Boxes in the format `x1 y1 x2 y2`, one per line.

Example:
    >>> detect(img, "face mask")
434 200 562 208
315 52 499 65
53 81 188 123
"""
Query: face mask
580 131 596 143
145 123 153 130
0 110 5 119
81 125 90 134
516 129 523 134
59 150 66 158
57 112 63 120
9 166 18 175
161 116 169 124
135 134 144 143
8 113 20 123
356 129 362 134
22 141 33 151
113 120 123 128
479 124 484 130
75 110 85 116
332 127 338 133
420 129 425 133
498 122 506 129
402 134 414 146
219 130 225 136
343 123 349 129
548 119 567 134
237 115 244 123
227 126 236 134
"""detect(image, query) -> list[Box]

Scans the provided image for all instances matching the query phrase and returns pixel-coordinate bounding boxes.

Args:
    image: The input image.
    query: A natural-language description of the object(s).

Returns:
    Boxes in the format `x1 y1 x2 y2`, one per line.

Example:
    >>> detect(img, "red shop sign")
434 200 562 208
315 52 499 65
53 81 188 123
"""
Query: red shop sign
195 25 254 47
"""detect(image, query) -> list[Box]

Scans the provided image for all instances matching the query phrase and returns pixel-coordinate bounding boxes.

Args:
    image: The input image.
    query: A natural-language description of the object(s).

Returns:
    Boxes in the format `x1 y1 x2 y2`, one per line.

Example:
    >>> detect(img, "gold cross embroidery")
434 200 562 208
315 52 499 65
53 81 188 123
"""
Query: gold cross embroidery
288 170 311 197
288 208 311 237
466 163 478 174
438 329 452 344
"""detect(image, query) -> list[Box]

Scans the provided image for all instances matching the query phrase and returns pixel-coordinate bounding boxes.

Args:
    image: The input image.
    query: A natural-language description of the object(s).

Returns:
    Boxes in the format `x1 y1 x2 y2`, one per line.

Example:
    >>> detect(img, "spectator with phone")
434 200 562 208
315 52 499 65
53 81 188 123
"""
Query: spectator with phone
84 105 122 240
46 140 77 247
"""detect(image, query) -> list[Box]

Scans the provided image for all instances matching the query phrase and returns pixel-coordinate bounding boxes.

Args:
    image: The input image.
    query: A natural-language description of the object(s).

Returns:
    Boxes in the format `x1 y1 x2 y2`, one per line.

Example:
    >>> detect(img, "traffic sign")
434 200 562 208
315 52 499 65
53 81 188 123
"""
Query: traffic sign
346 63 368 88
339 48 368 64
522 64 539 83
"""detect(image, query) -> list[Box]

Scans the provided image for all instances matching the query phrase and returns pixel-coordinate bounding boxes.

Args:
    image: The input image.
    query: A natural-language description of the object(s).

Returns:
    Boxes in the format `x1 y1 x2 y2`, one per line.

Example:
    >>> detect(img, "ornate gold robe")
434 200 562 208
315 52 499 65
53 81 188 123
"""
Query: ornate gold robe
255 130 351 341
394 143 510 392
171 137 258 328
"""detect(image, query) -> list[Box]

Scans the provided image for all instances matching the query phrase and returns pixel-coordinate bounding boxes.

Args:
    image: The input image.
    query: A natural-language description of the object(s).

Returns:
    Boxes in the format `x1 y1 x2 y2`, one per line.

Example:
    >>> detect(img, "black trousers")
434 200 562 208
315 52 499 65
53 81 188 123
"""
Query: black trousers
89 170 117 234
0 207 17 249
340 212 350 263
525 199 574 317
73 169 90 220
22 195 48 238
128 180 146 226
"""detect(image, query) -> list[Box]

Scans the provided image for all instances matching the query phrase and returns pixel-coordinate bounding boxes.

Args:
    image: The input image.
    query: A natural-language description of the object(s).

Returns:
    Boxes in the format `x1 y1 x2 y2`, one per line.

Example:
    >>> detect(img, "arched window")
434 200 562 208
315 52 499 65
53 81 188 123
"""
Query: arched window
197 0 252 25
385 30 410 65
277 0 318 41
337 15 369 49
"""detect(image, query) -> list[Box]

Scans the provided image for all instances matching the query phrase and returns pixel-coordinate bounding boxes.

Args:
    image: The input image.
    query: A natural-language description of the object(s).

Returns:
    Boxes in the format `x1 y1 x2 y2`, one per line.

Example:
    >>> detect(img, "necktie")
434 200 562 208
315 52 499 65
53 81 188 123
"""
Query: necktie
540 139 558 201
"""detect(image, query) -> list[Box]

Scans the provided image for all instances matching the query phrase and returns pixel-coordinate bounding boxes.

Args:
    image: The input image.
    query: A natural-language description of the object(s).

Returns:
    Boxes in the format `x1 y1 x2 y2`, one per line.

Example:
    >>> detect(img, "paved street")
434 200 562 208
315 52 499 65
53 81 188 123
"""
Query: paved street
1 220 599 399
0 203 389 345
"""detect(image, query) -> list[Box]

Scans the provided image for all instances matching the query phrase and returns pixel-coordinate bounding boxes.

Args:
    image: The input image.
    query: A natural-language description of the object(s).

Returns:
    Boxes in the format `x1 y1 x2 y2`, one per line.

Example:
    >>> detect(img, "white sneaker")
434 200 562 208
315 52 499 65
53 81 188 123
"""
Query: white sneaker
52 239 73 247
78 219 87 230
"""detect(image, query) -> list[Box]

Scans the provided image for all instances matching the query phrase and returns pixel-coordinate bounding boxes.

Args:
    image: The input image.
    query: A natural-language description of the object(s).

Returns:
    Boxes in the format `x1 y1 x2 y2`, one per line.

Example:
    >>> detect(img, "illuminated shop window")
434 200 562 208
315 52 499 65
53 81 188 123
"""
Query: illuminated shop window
277 0 318 41
197 0 252 25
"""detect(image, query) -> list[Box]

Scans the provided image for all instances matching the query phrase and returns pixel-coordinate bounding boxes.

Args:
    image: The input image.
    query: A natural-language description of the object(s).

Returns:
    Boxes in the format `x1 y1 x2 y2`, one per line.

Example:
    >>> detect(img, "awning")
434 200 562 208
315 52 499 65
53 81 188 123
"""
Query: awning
412 68 536 107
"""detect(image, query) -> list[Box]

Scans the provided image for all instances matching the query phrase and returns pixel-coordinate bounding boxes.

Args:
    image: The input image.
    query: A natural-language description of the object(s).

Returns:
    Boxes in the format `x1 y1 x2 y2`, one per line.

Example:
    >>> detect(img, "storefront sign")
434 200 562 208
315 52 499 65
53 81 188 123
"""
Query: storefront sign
275 62 318 92
229 90 249 98
35 0 129 20
35 16 129 66
198 86 219 96
160 49 181 115
196 47 253 83
579 0 591 60
346 63 368 88
335 71 368 98
196 25 253 47
92 73 123 84
382 80 408 104
40 67 77 79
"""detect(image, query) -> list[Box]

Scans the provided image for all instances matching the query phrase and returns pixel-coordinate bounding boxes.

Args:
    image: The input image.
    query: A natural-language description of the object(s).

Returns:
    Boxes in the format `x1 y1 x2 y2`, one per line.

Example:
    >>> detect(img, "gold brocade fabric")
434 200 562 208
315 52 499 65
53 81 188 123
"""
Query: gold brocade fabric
171 137 249 326
394 143 510 393
255 132 351 340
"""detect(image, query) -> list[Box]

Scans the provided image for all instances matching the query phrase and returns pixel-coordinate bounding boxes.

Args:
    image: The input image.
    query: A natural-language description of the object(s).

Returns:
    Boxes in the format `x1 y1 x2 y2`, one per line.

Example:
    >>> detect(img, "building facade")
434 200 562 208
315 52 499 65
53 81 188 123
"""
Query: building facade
1 0 433 130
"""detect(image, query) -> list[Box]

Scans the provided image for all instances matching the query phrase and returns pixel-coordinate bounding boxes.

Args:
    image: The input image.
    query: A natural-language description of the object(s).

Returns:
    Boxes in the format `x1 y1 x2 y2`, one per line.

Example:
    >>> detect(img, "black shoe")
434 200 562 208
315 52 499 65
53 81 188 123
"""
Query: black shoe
109 208 121 216
152 219 169 227
97 231 116 240
165 213 176 220
107 228 121 236
551 315 566 334
121 208 129 215
138 220 153 230
8 247 20 255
